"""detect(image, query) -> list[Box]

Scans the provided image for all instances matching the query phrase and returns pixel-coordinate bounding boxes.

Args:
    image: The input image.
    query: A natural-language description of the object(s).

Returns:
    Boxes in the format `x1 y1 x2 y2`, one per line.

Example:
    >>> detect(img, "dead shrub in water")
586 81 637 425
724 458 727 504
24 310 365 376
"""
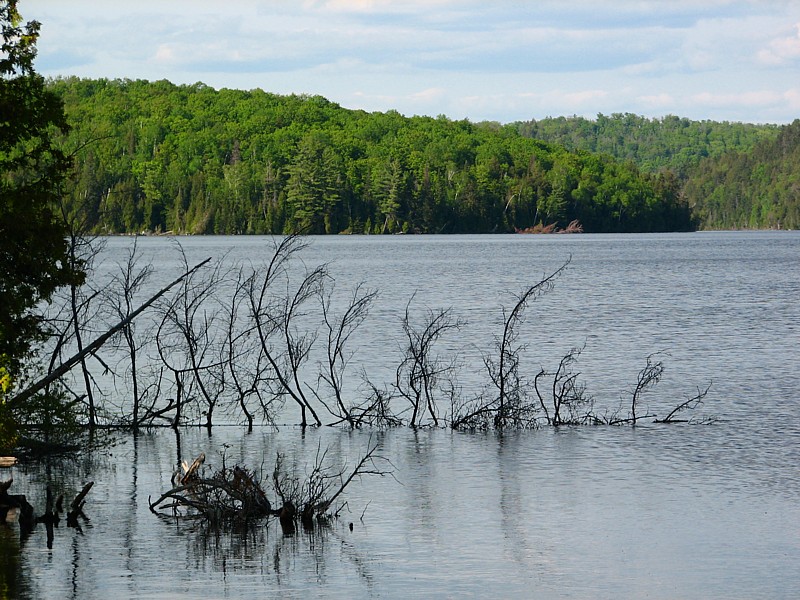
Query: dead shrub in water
149 440 391 534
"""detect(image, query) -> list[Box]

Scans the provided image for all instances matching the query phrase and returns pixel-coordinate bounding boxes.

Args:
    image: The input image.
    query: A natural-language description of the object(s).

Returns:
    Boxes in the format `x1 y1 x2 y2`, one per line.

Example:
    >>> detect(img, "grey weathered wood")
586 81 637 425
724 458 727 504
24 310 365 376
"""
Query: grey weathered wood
9 257 212 408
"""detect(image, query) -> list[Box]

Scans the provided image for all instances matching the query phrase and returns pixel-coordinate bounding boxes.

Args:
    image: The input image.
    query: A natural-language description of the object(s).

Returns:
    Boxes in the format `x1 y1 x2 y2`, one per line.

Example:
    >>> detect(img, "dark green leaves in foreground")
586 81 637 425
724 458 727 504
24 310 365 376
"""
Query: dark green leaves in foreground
1 1 84 367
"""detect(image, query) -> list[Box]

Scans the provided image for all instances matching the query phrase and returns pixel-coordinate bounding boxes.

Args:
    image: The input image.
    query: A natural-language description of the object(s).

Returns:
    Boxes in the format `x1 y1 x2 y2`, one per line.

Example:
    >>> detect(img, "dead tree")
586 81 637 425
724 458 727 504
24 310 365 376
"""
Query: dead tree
313 282 378 427
534 344 595 426
105 237 155 431
348 378 403 428
451 259 570 430
604 352 665 425
58 199 107 428
654 382 712 424
156 247 227 429
630 352 665 424
394 297 462 428
38 285 103 422
247 235 325 427
491 259 570 428
222 267 279 431
9 258 212 411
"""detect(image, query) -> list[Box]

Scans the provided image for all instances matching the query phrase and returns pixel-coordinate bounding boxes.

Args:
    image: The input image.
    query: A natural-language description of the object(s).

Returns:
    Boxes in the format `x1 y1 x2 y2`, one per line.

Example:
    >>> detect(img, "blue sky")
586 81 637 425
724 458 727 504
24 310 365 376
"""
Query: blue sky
26 0 800 124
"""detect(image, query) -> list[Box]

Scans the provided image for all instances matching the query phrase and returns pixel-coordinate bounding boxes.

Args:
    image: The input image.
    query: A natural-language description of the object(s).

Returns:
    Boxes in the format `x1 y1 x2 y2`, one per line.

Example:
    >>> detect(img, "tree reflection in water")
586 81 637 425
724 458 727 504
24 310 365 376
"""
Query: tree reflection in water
0 522 31 600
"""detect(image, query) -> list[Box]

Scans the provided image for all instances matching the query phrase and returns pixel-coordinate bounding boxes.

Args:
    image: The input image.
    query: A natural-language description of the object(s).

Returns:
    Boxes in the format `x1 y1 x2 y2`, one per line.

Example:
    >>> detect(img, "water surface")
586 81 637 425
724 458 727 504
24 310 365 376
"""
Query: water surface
5 232 799 599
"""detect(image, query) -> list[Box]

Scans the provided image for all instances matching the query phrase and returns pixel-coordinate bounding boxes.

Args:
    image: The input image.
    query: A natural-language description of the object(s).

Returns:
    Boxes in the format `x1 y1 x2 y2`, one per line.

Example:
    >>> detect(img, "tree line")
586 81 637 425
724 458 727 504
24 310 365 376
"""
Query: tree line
515 113 779 177
515 113 799 230
682 119 800 230
49 77 695 236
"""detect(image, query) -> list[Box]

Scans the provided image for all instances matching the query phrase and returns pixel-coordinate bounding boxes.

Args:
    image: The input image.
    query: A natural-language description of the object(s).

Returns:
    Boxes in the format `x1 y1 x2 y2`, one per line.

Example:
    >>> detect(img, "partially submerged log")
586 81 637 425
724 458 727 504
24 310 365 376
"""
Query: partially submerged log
0 457 17 468
66 482 94 528
0 478 35 534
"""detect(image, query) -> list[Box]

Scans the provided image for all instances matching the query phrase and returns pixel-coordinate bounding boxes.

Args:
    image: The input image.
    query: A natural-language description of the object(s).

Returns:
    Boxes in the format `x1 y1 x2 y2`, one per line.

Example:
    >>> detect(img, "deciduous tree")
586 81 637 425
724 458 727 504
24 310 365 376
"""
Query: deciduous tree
0 0 84 371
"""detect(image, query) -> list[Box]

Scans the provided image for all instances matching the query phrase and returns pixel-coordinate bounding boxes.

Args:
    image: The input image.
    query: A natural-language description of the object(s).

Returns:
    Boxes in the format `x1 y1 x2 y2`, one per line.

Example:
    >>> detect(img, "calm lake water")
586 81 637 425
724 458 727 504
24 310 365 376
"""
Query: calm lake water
4 232 800 599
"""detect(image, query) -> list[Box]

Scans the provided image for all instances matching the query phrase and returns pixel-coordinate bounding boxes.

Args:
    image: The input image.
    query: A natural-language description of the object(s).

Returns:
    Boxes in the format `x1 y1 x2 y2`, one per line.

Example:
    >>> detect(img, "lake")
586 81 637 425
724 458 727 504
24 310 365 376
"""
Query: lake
3 231 800 599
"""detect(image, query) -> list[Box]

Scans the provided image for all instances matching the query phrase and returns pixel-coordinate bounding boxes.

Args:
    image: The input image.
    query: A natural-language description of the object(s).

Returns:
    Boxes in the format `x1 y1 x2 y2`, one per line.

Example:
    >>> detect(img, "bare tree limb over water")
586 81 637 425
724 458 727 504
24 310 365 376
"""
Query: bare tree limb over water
9 257 212 409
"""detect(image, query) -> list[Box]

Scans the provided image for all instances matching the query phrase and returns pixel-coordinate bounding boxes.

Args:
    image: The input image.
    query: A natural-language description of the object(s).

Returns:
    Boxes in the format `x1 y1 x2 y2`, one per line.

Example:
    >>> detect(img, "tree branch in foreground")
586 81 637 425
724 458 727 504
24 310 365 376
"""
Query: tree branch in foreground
9 257 212 409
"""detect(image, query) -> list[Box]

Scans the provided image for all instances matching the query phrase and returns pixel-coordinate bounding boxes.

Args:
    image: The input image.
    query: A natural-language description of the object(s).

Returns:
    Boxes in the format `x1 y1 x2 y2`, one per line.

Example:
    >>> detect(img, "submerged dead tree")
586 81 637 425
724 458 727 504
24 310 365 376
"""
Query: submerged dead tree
606 352 666 425
395 298 462 428
313 282 378 427
149 440 390 534
451 258 571 430
534 344 596 426
246 235 325 427
105 237 155 431
222 267 279 431
654 383 712 424
16 233 712 433
8 257 212 411
156 247 229 429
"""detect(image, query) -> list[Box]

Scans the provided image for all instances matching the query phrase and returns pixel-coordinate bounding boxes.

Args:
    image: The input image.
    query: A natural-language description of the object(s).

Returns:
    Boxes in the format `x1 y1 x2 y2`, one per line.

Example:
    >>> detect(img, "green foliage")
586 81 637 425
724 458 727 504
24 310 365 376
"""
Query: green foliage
1 1 84 370
0 355 18 452
48 78 694 236
514 112 796 230
515 112 779 177
683 120 800 230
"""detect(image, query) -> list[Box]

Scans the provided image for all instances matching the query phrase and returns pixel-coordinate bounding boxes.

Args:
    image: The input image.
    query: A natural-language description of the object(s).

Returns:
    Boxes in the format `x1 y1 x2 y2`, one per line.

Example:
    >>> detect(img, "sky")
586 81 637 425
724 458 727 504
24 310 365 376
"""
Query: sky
24 0 800 124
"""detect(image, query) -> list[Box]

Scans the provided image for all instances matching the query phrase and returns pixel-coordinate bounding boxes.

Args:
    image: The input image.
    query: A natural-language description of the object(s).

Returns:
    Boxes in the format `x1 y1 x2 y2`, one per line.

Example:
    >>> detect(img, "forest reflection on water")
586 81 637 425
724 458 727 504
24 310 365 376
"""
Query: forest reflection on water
3 231 800 598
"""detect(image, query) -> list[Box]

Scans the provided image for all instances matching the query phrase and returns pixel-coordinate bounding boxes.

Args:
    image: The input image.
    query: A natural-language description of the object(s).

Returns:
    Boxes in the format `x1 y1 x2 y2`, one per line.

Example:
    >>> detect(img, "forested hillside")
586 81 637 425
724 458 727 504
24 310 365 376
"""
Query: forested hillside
682 119 800 229
515 113 800 230
515 113 779 177
49 77 693 235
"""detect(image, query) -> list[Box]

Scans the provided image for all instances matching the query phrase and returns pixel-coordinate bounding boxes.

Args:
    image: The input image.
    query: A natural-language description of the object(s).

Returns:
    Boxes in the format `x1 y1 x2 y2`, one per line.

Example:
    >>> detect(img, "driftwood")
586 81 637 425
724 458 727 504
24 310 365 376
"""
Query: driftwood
515 219 583 234
150 441 391 535
173 452 205 485
0 456 17 468
1 478 93 544
8 257 212 409
66 482 94 528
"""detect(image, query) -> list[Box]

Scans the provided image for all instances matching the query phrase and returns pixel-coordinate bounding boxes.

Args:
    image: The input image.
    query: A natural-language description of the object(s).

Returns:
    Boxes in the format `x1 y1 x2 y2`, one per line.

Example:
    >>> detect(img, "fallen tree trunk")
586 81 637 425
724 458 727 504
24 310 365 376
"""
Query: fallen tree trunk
8 257 212 409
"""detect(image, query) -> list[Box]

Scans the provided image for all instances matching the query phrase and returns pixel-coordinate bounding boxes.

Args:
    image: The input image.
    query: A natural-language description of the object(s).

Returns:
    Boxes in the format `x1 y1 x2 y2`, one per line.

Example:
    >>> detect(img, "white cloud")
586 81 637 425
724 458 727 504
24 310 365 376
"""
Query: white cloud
153 45 177 64
638 93 676 110
25 0 800 123
692 90 784 108
758 23 800 65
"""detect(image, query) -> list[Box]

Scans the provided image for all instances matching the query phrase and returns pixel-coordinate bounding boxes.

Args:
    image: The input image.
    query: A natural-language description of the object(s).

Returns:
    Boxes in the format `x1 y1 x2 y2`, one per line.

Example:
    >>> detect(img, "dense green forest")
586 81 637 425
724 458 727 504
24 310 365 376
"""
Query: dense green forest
680 120 800 229
516 113 800 230
515 113 780 177
48 77 694 235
